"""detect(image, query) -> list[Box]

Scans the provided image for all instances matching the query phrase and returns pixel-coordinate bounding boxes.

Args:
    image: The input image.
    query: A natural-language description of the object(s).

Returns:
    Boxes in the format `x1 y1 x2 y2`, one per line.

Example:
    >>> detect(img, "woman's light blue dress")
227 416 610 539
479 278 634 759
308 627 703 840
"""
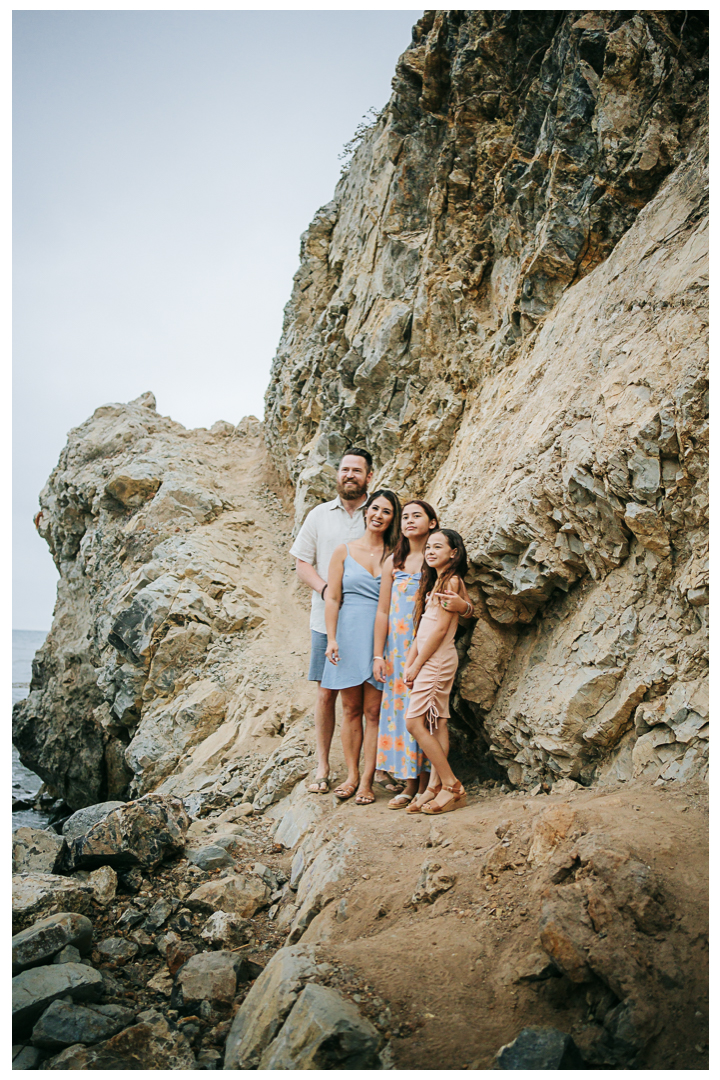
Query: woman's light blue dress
321 546 383 691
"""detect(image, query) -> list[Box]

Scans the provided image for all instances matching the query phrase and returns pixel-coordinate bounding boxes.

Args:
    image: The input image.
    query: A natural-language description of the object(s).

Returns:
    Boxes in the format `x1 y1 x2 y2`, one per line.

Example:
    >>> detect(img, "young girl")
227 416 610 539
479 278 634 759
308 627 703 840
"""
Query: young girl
323 489 401 805
403 529 469 815
373 506 473 810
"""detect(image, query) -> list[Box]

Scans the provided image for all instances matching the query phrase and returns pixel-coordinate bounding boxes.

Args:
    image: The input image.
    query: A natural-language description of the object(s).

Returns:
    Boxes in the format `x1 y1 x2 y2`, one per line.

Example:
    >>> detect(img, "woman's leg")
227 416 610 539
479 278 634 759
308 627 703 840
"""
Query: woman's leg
357 684 383 801
406 713 461 808
335 686 364 795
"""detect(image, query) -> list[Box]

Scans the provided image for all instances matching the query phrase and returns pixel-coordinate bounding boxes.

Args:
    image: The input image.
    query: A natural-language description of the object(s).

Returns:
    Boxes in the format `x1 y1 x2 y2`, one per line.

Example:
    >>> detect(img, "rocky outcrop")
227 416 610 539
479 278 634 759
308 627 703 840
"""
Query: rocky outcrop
263 9 708 786
13 402 316 809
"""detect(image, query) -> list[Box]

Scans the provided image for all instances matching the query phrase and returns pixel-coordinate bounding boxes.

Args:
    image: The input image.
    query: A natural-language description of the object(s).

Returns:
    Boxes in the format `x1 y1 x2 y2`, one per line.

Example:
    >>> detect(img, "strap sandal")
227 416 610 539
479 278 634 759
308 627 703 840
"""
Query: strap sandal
333 782 359 800
387 793 414 809
307 777 330 795
420 780 467 815
355 791 376 805
406 783 441 814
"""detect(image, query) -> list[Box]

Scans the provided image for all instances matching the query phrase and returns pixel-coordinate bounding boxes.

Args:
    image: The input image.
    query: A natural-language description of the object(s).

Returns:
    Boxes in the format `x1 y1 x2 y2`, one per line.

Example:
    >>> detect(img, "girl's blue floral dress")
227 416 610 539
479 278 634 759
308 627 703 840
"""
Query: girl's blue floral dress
376 568 430 779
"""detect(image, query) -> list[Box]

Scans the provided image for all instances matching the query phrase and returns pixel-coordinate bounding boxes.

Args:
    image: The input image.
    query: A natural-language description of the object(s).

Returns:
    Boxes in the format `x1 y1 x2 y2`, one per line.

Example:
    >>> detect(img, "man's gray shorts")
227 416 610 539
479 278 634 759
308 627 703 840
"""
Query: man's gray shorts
308 631 327 682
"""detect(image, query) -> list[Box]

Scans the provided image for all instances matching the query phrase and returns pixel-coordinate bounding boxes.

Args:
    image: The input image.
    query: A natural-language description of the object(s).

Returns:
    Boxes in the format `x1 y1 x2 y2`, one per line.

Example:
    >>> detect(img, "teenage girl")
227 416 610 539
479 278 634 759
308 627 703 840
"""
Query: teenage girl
403 528 469 815
323 489 401 805
373 505 473 810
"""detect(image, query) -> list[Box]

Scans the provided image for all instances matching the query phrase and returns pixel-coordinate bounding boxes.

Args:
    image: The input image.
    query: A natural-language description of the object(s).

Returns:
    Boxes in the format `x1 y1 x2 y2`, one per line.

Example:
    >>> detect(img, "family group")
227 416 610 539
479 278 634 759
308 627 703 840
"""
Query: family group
290 448 472 816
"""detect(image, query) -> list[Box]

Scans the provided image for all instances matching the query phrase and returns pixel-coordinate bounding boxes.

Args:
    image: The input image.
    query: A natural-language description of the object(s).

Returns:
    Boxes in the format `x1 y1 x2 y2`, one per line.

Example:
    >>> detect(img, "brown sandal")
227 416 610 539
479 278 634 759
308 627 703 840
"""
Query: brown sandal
406 783 441 814
420 780 467 815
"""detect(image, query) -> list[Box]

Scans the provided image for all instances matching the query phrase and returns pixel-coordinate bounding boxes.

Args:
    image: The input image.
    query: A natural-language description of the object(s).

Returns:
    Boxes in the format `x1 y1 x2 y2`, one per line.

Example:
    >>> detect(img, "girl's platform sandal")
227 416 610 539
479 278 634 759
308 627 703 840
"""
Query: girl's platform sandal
420 780 466 815
406 783 441 814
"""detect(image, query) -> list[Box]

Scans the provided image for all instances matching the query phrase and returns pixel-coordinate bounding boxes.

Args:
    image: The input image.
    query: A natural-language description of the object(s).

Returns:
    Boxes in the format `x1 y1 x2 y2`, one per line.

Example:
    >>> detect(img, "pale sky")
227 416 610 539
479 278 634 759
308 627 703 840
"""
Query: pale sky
13 9 422 630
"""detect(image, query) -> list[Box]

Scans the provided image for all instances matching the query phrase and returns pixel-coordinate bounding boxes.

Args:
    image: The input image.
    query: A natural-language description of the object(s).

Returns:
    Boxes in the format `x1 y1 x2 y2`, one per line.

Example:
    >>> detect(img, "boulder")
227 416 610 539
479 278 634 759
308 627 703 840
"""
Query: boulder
496 1026 585 1069
259 982 381 1069
409 860 456 907
200 911 251 949
12 874 96 933
13 912 93 975
171 950 238 1015
13 962 103 1035
63 793 190 872
62 802 125 841
12 1045 43 1070
30 1000 136 1050
12 827 67 875
223 944 318 1069
43 1008 195 1069
186 873 270 918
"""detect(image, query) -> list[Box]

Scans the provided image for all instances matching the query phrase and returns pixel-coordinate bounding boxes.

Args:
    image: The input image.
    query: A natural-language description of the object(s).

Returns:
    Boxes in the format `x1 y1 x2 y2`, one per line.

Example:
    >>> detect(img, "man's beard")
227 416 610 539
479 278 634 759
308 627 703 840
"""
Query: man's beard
337 477 367 498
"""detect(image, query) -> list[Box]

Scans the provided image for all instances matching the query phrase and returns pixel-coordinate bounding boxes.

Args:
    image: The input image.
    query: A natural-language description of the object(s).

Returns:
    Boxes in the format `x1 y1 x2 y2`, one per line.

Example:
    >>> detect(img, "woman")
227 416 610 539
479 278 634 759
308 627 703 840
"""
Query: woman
373 502 472 809
322 489 401 805
404 529 469 815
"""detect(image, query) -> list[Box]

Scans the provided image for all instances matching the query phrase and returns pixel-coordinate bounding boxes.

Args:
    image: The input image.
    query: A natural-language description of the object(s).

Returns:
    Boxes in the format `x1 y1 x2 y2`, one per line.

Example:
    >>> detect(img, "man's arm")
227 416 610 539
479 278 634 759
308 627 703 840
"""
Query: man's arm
296 558 326 594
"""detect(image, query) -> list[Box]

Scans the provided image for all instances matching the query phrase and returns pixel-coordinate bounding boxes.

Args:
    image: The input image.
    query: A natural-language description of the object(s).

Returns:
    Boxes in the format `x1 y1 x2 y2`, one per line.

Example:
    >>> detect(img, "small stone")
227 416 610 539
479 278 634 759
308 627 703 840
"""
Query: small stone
200 911 251 949
189 845 235 871
166 940 198 977
171 950 238 1016
143 897 179 932
13 912 94 975
155 930 181 958
52 945 82 965
186 873 270 918
128 929 154 955
496 1026 585 1069
87 865 118 906
96 938 139 967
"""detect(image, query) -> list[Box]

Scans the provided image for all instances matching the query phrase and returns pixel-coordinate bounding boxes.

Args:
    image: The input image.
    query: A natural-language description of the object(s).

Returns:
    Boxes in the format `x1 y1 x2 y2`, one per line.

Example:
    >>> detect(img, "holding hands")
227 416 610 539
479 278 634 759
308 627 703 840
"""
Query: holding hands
404 659 421 687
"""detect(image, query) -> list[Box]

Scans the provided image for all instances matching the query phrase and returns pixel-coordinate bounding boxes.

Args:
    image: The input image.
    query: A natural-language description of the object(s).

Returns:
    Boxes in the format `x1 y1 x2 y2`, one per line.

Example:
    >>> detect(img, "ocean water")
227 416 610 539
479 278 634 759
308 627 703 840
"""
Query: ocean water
13 629 50 830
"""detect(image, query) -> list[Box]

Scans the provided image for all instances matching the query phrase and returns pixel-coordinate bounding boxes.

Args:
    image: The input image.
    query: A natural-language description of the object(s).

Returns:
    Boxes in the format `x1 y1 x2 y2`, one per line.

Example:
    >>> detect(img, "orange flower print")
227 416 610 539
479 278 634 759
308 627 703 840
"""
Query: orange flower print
395 617 410 635
397 580 408 593
392 678 406 697
406 748 418 762
378 734 393 751
377 750 387 766
394 736 405 752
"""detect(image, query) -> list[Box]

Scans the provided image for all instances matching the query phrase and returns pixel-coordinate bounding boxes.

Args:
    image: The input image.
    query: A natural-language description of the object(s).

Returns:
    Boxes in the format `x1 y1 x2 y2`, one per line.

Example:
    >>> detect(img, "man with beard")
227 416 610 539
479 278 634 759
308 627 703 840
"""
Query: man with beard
291 449 373 794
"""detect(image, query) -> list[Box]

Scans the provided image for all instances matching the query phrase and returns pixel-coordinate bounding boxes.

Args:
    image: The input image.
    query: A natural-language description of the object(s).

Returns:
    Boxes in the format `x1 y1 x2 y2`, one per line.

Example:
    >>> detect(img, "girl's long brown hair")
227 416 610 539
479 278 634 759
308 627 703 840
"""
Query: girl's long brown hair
413 529 468 633
393 499 439 569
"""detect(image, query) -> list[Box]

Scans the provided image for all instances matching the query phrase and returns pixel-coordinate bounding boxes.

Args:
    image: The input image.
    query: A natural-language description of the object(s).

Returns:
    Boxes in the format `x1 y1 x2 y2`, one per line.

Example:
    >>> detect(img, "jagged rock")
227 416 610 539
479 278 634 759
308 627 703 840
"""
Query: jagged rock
12 912 93 975
143 896 180 932
186 872 270 918
223 944 318 1069
87 865 118 906
623 503 671 558
496 1026 585 1069
62 794 190 872
62 802 125 841
12 962 103 1035
287 831 358 943
30 1000 136 1050
200 911 251 949
43 1008 195 1069
53 944 82 964
12 827 67 875
12 1044 43 1069
409 860 457 907
12 874 96 933
259 982 382 1069
166 940 198 977
171 950 238 1015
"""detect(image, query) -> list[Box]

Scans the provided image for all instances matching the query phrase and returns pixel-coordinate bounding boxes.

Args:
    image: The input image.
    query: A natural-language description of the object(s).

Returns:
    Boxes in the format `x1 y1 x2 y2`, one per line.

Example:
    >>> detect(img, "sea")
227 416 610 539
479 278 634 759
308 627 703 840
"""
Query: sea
12 629 50 831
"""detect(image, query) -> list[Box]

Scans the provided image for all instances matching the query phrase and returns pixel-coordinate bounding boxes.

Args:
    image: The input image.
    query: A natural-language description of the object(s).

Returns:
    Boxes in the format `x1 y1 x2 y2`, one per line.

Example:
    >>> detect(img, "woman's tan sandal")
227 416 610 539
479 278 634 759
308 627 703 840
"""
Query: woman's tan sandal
420 780 466 815
334 782 358 800
307 777 330 795
406 783 441 814
388 793 413 809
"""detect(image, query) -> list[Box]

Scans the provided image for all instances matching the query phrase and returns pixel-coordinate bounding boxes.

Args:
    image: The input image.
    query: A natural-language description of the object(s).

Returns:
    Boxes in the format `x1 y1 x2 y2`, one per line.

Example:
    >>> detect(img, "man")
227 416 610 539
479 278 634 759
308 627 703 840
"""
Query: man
290 449 373 793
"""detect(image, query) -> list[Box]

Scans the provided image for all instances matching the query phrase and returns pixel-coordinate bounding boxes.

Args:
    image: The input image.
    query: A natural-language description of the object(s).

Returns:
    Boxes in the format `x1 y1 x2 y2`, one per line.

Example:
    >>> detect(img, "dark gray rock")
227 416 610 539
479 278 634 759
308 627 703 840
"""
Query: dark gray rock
260 982 382 1069
189 845 235 871
30 1000 136 1050
12 912 93 975
12 1044 43 1070
496 1026 585 1069
96 937 139 966
42 1008 195 1069
12 962 103 1036
12 827 67 874
62 802 125 841
62 793 190 873
142 896 180 932
52 944 82 965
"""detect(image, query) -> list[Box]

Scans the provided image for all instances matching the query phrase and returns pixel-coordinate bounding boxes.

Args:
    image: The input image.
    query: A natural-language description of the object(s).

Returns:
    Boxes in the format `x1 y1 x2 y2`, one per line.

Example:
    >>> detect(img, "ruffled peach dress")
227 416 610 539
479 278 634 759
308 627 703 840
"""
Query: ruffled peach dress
405 592 459 731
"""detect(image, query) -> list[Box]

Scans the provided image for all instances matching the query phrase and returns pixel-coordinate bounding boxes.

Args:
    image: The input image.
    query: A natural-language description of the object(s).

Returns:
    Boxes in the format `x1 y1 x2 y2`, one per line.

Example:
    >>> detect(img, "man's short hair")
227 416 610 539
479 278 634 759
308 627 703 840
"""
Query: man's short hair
341 447 373 472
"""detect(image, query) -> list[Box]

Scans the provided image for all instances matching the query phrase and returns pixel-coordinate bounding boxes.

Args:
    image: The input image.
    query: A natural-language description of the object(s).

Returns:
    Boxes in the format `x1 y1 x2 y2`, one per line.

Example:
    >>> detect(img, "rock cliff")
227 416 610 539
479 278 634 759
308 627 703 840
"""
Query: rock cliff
264 9 708 787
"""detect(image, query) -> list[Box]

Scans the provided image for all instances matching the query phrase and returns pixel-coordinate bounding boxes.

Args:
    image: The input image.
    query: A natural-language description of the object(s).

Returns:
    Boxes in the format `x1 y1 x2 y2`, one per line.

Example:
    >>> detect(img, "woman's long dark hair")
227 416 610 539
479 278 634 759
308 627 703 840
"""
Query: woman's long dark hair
393 499 439 569
413 528 468 633
364 489 402 553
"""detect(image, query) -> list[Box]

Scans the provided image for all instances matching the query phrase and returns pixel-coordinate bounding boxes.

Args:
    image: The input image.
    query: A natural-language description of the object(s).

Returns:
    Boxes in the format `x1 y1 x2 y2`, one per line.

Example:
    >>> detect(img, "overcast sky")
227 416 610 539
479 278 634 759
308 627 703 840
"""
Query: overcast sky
13 9 422 630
